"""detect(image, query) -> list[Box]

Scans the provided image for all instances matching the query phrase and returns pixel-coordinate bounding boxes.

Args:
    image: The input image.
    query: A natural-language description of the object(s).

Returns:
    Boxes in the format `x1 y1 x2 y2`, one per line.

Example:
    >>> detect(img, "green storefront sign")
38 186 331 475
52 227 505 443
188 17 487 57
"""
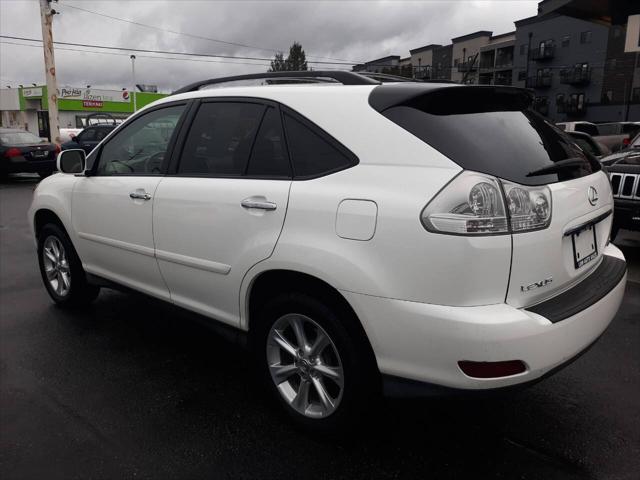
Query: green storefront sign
19 86 167 113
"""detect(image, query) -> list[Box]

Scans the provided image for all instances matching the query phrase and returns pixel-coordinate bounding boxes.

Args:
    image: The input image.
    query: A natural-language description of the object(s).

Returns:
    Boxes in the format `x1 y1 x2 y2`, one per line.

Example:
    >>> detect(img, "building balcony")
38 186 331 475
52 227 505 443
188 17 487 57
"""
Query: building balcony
525 75 552 89
494 60 513 69
559 67 591 85
457 62 477 73
564 103 587 116
530 45 555 61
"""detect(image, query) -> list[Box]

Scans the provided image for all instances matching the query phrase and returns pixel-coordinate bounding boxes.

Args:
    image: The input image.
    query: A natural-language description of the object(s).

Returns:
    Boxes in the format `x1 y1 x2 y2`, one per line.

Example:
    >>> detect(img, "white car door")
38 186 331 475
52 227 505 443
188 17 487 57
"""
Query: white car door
153 101 291 325
72 103 187 300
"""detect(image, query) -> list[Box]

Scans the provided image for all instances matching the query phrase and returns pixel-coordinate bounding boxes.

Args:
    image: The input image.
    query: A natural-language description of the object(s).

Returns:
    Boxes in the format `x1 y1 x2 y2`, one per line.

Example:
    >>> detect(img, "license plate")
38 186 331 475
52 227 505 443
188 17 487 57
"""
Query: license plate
571 224 598 269
32 150 48 158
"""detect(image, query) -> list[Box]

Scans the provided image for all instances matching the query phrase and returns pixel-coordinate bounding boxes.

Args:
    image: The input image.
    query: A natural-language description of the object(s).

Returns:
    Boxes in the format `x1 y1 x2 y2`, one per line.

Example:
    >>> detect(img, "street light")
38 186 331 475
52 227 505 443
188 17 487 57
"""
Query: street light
130 55 137 112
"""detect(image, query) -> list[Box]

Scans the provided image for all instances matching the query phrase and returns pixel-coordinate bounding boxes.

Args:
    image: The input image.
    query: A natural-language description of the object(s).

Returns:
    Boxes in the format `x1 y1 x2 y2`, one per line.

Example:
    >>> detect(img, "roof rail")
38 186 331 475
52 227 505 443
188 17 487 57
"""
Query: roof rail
172 71 381 95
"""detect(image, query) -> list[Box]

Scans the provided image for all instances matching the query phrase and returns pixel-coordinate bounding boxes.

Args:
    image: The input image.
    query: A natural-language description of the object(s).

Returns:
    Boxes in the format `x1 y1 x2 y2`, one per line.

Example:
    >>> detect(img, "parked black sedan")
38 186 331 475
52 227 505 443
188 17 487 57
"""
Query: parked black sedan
61 124 115 154
0 128 59 178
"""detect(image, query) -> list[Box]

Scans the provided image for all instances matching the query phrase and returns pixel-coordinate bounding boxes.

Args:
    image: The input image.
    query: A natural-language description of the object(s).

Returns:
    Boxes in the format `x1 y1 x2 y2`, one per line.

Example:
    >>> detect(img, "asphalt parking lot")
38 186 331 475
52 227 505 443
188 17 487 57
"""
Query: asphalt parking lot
1 175 639 480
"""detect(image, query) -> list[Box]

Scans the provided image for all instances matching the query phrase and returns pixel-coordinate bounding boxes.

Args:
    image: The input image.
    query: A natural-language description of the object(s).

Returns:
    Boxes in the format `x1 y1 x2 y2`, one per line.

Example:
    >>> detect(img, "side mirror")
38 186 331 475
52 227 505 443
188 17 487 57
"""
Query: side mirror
57 149 86 174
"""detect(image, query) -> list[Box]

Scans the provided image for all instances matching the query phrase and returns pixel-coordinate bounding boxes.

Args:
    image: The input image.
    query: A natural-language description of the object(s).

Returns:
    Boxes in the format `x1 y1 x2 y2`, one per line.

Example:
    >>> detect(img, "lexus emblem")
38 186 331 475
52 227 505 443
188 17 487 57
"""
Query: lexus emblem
588 186 598 206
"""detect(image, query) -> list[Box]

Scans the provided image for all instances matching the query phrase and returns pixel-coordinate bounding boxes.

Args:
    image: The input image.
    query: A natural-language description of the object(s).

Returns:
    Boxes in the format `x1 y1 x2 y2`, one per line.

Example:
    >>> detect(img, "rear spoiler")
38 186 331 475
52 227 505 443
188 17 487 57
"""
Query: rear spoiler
368 84 534 114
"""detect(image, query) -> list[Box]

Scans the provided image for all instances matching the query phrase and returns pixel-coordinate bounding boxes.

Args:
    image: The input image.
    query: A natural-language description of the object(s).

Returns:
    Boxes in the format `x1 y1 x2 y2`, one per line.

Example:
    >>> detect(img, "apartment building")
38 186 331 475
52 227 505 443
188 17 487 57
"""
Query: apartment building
478 32 516 86
451 31 492 84
513 13 610 119
352 0 638 122
409 44 441 79
352 55 400 74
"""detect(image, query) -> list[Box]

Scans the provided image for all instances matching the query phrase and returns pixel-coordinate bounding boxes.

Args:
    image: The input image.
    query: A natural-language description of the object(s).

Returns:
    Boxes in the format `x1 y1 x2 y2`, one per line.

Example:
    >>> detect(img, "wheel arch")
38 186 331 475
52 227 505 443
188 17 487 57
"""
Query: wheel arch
244 268 379 373
34 208 69 239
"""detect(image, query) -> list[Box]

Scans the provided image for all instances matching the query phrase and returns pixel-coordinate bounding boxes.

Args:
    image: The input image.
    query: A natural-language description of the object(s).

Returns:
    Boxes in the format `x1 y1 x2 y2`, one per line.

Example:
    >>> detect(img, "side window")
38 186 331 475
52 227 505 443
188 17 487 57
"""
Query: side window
283 112 357 178
246 107 291 178
96 105 184 175
178 102 264 176
95 129 110 141
79 128 95 142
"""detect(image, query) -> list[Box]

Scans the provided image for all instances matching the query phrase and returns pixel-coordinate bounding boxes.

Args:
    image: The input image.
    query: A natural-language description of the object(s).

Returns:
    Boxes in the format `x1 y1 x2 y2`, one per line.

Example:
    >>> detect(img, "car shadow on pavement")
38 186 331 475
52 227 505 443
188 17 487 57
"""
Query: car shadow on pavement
19 285 604 480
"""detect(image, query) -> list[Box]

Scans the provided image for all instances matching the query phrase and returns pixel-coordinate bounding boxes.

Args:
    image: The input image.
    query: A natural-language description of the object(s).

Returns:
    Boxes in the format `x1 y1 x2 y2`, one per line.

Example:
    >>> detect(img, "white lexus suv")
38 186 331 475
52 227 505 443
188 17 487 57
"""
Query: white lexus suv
29 72 627 430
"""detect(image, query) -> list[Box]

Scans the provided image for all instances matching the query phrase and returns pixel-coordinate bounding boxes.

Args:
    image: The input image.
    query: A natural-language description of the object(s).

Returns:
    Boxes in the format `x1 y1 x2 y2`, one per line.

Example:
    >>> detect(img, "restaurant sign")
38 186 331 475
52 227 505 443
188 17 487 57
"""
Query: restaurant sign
58 87 130 103
82 100 104 108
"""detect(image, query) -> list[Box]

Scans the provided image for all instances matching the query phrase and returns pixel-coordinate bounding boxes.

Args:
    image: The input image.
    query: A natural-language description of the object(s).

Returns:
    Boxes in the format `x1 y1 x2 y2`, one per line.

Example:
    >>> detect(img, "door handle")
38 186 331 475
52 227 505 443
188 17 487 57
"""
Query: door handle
241 197 277 211
129 191 152 201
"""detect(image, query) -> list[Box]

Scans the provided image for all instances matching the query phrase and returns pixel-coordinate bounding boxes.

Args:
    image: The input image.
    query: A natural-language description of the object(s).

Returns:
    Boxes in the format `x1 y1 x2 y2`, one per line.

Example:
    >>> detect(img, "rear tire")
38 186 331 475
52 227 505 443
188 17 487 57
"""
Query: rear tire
37 223 99 307
251 291 379 432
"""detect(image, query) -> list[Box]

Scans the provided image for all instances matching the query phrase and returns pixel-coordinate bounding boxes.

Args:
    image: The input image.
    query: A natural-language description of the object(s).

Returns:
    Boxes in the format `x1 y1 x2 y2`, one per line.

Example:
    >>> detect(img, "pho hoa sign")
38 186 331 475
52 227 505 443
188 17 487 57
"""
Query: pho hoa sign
58 87 131 103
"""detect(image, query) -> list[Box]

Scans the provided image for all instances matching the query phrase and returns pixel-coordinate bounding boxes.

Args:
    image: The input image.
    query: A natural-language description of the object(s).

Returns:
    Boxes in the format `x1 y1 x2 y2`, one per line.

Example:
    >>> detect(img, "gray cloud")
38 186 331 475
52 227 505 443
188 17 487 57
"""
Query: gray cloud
0 0 538 92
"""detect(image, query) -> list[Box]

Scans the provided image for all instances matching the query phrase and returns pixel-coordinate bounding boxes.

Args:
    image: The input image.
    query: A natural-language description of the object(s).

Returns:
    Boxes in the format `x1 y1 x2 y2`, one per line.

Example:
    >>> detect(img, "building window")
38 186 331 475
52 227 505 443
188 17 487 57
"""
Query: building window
518 71 526 81
561 35 570 47
454 58 459 67
556 94 565 113
580 31 592 44
520 44 526 55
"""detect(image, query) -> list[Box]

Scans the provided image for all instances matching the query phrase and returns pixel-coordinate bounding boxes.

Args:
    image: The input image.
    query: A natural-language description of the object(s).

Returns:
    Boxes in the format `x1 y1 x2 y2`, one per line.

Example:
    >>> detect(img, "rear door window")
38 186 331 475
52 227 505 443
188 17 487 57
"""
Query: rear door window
178 102 264 176
245 107 291 178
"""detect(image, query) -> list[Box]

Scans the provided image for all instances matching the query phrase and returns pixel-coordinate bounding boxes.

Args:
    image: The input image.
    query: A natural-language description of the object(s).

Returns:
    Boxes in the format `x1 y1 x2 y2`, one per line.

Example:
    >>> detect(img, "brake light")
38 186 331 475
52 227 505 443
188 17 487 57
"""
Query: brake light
4 147 21 158
421 171 552 236
623 137 630 146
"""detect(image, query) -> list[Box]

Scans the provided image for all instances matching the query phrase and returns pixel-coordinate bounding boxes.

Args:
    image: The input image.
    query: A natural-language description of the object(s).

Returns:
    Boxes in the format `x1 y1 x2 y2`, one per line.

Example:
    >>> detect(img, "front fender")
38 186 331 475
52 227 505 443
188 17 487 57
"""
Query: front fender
28 173 78 247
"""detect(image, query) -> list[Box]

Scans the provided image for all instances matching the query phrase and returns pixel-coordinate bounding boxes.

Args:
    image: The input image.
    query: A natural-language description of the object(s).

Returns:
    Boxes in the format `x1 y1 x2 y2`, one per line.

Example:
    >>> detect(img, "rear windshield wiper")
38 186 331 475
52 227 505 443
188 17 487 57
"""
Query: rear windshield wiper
526 158 587 177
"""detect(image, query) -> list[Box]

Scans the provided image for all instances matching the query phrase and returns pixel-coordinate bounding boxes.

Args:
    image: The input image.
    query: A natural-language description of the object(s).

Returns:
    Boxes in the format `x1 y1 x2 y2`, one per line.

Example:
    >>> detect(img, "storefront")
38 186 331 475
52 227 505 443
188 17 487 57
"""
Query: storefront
0 85 167 140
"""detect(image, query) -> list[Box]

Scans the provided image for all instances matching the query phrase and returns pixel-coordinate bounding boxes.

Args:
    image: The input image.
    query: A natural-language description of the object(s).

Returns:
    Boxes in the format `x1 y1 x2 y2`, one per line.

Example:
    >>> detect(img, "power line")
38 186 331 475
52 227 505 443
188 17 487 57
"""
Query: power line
0 35 355 65
0 40 273 68
61 2 360 64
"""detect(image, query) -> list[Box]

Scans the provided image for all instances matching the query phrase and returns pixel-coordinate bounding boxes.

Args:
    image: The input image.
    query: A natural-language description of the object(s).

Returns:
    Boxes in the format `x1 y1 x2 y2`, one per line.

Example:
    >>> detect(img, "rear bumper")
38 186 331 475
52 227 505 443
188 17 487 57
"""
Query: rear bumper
342 244 626 392
1 156 56 174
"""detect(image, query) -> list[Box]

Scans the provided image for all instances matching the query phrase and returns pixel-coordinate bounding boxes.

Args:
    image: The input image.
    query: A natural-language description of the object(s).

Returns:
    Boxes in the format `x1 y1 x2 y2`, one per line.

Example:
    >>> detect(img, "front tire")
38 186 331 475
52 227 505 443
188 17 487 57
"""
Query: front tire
252 292 378 432
38 223 99 307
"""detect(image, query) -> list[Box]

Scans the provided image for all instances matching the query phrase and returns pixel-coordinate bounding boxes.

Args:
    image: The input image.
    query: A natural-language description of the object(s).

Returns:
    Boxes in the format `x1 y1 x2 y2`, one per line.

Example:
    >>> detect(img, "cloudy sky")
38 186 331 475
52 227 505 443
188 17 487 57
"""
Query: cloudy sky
0 0 538 92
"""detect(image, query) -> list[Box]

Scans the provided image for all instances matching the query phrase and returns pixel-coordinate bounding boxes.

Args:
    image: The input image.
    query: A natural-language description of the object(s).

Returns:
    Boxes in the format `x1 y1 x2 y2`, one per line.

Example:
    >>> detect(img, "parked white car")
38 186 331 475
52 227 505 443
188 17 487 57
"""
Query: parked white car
29 72 627 430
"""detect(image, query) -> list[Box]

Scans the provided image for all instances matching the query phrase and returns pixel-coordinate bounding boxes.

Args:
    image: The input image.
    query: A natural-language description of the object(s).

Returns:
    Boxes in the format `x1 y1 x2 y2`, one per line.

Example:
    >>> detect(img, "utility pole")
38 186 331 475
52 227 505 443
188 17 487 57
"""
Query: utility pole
39 0 60 144
130 55 137 112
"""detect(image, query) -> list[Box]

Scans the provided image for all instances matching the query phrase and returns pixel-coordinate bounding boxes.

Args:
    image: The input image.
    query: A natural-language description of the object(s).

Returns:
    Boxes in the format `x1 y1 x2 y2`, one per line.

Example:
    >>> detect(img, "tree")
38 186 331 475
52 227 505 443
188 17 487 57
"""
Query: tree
269 52 287 72
286 42 308 71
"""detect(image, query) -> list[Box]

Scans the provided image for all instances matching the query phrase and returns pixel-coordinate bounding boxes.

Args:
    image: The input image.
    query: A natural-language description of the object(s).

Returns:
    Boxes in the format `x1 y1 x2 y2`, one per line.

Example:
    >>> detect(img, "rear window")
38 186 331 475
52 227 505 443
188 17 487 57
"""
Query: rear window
0 131 44 145
574 123 599 136
375 86 600 185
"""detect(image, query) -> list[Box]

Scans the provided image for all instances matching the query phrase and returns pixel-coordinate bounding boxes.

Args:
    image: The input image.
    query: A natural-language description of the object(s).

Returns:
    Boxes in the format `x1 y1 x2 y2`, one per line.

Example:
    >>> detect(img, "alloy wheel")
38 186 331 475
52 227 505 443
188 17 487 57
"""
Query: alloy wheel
266 313 344 419
42 235 71 297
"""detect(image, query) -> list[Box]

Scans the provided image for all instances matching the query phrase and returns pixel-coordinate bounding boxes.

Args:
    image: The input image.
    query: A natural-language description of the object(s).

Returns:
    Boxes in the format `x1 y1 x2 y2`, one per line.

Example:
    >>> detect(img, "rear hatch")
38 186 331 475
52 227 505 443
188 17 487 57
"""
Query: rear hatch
370 84 610 308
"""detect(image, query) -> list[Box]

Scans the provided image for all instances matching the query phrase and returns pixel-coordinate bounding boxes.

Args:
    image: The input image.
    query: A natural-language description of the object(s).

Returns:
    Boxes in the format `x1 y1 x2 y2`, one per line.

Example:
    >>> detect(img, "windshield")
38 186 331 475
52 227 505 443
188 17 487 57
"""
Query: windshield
0 131 44 145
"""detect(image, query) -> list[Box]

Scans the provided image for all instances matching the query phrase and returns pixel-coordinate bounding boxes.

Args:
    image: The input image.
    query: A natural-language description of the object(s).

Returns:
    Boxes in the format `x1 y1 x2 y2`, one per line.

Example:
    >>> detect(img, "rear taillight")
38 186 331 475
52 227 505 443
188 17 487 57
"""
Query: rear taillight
421 171 552 236
502 181 552 232
623 137 630 146
4 147 21 158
